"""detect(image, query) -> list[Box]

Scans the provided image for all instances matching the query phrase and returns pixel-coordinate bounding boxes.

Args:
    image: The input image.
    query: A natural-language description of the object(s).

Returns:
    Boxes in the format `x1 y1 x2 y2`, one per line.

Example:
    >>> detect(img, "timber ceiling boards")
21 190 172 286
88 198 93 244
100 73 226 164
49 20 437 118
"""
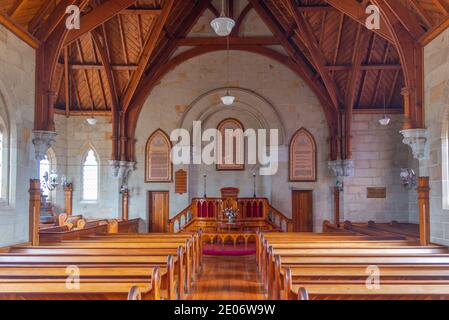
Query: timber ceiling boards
1 0 449 115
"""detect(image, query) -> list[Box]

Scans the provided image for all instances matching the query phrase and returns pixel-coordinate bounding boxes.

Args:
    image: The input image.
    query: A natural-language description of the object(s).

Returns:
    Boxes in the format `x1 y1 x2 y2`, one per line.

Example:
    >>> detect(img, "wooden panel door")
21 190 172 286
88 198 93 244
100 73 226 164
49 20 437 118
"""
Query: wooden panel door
292 191 314 232
148 191 169 233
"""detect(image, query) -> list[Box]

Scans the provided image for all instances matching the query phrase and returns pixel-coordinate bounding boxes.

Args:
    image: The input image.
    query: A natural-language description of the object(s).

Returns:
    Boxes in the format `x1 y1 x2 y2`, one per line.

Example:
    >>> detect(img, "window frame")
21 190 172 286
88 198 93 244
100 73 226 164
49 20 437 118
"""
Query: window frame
81 148 100 203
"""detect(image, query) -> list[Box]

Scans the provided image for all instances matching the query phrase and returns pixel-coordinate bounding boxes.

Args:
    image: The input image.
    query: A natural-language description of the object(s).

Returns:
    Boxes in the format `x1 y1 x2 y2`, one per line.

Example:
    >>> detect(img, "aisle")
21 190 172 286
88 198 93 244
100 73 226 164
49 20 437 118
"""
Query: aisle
188 255 264 300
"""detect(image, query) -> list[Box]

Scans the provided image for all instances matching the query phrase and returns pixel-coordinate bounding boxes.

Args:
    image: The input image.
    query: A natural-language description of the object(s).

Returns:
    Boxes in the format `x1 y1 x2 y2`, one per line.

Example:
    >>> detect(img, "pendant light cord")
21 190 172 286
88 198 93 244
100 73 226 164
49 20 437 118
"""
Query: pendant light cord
226 35 230 95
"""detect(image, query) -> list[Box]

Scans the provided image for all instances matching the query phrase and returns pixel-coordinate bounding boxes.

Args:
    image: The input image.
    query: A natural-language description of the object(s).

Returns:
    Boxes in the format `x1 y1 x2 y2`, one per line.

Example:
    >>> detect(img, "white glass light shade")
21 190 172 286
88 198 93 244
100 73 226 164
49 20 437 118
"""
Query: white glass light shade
221 95 235 106
87 117 97 126
211 17 235 37
379 116 391 126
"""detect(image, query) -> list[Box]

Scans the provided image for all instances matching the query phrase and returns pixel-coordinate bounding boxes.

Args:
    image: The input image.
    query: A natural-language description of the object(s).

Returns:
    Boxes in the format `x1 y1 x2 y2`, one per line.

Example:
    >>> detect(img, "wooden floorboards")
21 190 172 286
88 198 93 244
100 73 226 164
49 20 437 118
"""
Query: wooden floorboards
188 255 264 300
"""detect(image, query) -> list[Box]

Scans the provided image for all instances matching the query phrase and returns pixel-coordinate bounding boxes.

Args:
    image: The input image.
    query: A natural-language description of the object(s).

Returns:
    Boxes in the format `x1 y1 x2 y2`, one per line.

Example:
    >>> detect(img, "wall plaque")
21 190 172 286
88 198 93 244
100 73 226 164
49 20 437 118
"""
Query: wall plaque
289 128 317 182
367 187 387 199
217 118 245 171
175 170 187 194
145 129 172 183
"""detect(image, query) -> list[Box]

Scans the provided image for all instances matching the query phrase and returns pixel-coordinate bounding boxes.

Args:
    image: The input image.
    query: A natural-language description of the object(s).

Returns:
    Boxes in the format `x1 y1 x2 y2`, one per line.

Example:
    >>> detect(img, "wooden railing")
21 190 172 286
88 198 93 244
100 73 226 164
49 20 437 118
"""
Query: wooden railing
168 204 194 233
168 197 292 233
267 205 293 232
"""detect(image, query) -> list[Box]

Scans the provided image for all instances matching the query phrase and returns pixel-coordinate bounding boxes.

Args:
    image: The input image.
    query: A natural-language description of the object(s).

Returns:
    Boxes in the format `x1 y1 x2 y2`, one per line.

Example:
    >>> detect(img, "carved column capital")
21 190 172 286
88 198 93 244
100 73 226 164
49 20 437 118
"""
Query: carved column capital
328 160 355 178
108 160 136 180
400 128 428 161
32 130 57 161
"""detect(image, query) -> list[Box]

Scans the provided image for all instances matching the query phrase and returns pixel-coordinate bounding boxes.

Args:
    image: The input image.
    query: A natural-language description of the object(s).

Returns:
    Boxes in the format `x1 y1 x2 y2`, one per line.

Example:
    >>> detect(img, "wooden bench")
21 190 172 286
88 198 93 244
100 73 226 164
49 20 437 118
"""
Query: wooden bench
287 279 449 300
270 254 449 299
10 243 194 295
0 253 181 299
0 266 161 300
279 264 449 300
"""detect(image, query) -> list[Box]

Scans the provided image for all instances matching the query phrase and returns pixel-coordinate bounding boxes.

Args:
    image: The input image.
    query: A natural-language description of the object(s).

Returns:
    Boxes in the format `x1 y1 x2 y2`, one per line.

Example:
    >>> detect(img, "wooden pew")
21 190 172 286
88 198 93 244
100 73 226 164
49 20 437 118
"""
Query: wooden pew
256 232 412 265
287 279 449 300
10 242 194 295
279 264 449 300
269 254 449 299
0 253 180 300
0 266 161 300
52 236 200 278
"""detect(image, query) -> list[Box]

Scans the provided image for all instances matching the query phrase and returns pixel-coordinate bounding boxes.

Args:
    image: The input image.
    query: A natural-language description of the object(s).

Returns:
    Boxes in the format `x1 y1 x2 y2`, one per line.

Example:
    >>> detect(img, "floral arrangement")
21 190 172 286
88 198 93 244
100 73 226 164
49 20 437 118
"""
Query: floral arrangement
223 207 239 223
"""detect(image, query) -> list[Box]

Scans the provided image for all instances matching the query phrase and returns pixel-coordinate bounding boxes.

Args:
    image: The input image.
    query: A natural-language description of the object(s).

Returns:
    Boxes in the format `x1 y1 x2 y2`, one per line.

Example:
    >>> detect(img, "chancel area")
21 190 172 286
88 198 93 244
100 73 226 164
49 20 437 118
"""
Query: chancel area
1 0 449 301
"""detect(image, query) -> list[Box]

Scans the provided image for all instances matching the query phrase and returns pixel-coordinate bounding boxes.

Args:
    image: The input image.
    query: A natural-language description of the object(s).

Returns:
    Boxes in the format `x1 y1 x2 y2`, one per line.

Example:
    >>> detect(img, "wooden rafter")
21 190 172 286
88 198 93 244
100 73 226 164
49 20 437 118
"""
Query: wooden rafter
0 11 40 49
35 0 79 41
64 0 139 46
121 0 175 112
91 29 120 159
344 26 372 159
383 0 425 40
324 0 394 43
178 36 280 46
231 3 252 36
28 0 55 34
8 0 28 18
286 0 341 109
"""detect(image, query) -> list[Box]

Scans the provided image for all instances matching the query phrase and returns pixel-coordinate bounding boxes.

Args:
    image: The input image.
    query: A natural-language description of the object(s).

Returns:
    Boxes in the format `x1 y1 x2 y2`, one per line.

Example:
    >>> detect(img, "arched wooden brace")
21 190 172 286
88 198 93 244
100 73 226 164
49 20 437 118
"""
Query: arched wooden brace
34 0 91 132
123 45 340 162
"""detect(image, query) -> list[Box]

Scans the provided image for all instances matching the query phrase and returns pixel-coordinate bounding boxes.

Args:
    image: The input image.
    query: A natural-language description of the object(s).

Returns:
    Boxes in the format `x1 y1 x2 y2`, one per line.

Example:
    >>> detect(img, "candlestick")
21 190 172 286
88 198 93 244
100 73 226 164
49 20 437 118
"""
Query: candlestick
203 174 207 198
253 172 257 198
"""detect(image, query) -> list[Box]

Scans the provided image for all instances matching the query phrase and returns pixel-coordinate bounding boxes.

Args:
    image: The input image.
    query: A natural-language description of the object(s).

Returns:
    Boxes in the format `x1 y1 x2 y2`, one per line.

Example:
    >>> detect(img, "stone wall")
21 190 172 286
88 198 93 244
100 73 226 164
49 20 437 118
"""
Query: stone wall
53 115 120 220
0 25 36 247
343 114 417 223
128 50 333 231
421 27 449 245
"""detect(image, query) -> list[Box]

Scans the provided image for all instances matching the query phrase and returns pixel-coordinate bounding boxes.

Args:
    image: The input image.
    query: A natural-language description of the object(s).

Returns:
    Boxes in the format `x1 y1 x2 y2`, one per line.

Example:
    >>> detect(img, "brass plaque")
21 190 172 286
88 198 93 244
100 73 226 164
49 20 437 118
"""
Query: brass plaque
367 187 387 199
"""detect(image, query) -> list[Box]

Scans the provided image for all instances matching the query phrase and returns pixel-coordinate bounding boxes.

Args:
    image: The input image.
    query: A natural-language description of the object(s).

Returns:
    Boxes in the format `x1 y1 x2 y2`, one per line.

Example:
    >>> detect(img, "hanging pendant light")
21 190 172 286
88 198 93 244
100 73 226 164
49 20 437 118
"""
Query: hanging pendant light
87 101 97 125
221 91 235 106
86 117 97 126
221 36 235 106
379 85 391 126
211 0 235 37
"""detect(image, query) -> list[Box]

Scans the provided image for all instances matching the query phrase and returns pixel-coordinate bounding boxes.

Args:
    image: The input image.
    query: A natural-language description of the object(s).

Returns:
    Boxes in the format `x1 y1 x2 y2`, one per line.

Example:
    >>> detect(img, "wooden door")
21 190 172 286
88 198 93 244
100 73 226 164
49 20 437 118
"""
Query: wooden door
148 191 169 233
292 191 314 232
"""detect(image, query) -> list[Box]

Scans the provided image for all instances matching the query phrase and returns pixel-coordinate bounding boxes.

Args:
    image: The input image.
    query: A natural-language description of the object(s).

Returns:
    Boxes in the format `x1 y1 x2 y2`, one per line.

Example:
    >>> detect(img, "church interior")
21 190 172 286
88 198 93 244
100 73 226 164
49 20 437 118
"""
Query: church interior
0 0 449 301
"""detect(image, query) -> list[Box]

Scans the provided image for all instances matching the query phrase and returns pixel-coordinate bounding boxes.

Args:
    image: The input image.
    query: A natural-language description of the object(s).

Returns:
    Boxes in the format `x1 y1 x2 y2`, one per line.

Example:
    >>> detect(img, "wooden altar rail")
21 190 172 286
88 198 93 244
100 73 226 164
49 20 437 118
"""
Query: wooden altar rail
268 205 294 232
168 198 292 233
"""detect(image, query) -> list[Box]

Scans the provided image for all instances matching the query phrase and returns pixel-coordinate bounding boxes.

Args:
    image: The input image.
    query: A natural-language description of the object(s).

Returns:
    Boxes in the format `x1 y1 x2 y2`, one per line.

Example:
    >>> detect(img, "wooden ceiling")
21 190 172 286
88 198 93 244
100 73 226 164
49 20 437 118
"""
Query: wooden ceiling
1 0 449 160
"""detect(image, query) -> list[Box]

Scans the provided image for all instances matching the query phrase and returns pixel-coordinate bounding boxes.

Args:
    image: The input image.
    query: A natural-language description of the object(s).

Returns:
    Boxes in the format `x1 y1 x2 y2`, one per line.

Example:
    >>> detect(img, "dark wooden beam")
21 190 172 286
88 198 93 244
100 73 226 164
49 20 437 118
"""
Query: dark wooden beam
64 0 138 46
323 64 402 71
0 11 40 49
178 36 280 46
287 0 341 109
344 27 372 159
121 0 175 113
324 0 394 43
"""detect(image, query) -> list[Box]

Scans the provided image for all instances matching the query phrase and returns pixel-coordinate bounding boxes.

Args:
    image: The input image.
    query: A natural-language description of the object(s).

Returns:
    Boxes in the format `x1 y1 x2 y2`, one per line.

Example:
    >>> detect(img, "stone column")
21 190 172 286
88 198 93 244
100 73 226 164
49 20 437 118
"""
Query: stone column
121 189 129 221
29 179 41 246
64 183 73 216
417 177 431 246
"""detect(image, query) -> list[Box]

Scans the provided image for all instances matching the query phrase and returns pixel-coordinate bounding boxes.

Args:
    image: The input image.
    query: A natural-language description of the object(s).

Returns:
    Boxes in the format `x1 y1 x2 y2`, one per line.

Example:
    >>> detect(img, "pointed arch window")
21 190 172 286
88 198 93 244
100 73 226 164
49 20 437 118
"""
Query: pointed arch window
82 149 99 201
289 128 317 182
146 130 172 183
39 154 51 200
